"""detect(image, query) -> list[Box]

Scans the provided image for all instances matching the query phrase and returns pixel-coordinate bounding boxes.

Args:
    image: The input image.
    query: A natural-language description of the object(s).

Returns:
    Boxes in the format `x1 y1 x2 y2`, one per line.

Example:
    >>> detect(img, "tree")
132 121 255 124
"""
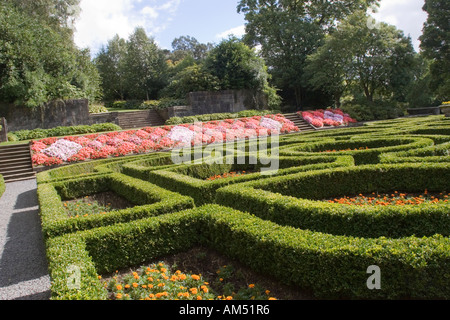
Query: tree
419 0 450 101
5 0 81 34
204 37 281 109
94 35 128 101
237 0 380 108
305 12 416 106
171 36 214 61
204 37 269 91
161 64 220 99
0 2 101 107
123 27 168 101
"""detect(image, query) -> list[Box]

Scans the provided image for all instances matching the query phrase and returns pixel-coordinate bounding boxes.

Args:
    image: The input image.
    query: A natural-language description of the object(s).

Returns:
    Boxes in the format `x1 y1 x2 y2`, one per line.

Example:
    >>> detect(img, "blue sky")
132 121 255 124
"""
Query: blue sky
74 0 427 57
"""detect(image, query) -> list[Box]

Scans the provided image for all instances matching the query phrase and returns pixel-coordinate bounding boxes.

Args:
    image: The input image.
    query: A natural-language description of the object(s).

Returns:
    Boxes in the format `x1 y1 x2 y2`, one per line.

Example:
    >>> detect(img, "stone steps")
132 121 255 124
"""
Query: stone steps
0 144 35 182
283 113 316 132
117 110 165 129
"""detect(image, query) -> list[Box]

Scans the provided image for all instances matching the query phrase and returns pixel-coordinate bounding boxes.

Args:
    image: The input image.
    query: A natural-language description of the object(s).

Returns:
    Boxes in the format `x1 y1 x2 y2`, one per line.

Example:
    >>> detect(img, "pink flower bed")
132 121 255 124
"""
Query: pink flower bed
299 108 357 129
31 114 300 167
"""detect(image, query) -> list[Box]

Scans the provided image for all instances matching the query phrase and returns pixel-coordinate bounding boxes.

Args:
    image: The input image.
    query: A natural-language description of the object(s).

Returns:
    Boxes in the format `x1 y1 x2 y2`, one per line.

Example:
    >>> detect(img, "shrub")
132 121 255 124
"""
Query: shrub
140 154 354 205
12 123 122 141
38 173 194 238
216 163 450 238
46 205 450 300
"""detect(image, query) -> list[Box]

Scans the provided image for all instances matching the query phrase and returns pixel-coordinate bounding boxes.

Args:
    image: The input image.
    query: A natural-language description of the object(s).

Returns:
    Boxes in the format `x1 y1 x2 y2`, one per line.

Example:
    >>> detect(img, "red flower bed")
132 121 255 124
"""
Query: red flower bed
31 114 300 167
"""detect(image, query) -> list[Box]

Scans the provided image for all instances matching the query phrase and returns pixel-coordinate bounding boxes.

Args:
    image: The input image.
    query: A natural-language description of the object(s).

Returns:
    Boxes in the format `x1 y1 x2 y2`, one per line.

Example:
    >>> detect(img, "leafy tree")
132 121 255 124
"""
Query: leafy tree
161 64 220 99
204 37 270 91
237 0 380 108
5 0 81 34
419 0 450 101
305 12 416 106
94 35 128 101
123 27 169 101
171 35 214 61
0 2 101 107
204 37 281 109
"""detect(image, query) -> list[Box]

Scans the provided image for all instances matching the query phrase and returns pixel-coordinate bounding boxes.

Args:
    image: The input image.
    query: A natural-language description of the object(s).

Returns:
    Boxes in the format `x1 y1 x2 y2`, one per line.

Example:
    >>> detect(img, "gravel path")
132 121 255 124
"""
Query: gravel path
0 179 51 300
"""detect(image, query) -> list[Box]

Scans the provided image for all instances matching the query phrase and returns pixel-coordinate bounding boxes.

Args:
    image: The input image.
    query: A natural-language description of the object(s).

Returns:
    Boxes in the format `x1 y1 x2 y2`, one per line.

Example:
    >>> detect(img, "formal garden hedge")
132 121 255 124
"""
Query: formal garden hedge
37 115 450 300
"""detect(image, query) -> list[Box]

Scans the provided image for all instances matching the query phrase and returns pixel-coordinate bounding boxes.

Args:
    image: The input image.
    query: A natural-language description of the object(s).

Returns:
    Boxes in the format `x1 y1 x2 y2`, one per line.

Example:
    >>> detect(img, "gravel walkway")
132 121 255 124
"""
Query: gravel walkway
0 179 51 300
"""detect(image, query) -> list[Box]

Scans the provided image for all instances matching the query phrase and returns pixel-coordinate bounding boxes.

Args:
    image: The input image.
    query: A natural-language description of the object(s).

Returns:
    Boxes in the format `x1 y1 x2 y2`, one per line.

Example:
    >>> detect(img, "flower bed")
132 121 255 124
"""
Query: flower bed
299 108 357 129
31 114 300 167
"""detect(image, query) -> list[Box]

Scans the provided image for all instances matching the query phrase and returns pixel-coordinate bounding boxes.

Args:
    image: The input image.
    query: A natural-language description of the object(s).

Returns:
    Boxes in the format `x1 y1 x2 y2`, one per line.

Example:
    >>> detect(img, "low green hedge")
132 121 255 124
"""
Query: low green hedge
36 152 173 184
11 123 122 141
380 141 450 164
279 137 434 165
141 154 354 205
0 174 5 198
165 110 275 125
38 173 194 239
216 163 450 238
46 205 450 300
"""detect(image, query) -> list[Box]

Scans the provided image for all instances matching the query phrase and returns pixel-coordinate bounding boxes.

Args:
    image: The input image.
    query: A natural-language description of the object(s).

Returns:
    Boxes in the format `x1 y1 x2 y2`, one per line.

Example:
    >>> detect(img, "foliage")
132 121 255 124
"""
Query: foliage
305 12 416 106
419 0 450 101
94 28 168 102
161 64 220 99
11 123 122 141
237 0 380 108
0 2 101 107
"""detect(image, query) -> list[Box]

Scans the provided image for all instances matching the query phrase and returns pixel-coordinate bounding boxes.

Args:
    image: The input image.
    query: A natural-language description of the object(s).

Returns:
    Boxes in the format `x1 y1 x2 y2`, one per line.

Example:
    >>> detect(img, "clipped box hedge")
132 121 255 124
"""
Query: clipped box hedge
38 172 194 239
279 137 434 165
216 163 450 238
36 152 174 184
138 154 354 205
46 205 450 300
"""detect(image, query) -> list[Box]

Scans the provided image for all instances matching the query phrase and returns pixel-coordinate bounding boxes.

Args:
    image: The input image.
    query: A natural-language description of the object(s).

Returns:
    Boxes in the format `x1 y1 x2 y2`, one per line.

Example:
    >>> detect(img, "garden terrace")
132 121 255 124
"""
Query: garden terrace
37 115 450 300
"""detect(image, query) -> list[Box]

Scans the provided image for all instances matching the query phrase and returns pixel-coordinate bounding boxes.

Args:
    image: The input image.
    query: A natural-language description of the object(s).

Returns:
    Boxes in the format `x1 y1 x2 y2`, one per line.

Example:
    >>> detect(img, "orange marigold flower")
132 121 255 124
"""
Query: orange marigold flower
190 288 198 295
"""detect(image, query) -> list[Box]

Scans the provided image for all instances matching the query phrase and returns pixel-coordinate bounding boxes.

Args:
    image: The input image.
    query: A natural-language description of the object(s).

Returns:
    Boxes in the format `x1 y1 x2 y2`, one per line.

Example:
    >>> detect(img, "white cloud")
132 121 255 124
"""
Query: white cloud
216 25 246 40
371 0 427 51
141 6 159 19
74 0 182 55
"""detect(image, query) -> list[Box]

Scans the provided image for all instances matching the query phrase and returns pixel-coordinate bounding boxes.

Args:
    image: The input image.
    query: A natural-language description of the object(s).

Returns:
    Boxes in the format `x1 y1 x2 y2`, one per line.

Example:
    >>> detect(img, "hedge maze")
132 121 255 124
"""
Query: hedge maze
37 115 450 300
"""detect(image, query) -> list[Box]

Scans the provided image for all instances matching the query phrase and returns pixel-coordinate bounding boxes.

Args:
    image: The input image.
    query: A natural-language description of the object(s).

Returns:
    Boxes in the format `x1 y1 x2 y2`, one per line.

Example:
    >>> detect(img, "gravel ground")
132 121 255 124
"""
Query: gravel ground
0 179 51 300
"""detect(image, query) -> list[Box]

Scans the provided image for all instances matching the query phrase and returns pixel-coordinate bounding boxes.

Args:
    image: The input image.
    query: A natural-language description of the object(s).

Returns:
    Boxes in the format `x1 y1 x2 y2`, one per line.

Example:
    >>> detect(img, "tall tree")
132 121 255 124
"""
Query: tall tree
94 35 128 101
305 12 416 105
171 35 214 61
0 2 101 107
204 37 269 91
123 27 168 101
204 37 281 109
420 0 450 101
237 0 380 108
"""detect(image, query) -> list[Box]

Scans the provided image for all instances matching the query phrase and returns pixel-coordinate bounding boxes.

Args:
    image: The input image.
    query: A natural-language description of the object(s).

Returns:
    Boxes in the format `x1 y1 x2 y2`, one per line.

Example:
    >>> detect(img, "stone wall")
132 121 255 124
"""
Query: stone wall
184 89 268 117
0 99 91 132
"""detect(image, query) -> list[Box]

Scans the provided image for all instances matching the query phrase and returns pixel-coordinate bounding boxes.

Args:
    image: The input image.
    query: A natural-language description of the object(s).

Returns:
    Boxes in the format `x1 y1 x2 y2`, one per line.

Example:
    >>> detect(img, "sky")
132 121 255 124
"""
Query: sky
73 0 428 57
